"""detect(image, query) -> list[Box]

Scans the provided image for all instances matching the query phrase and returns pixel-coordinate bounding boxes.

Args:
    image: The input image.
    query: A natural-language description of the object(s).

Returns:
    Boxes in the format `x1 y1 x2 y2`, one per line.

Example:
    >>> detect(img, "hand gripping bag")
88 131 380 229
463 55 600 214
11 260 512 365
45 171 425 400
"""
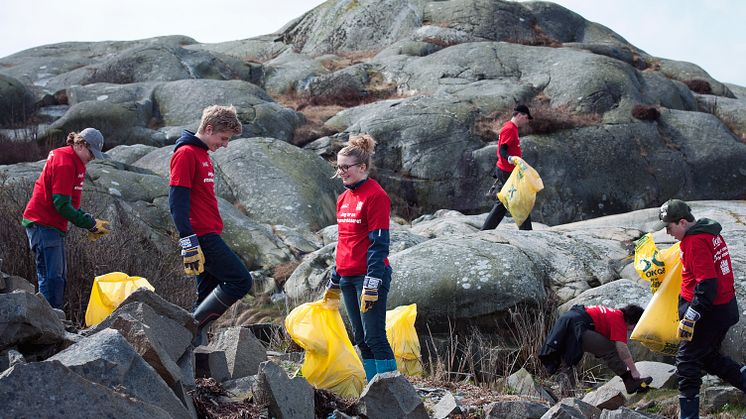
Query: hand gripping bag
285 300 365 398
497 157 544 226
85 272 155 327
633 233 681 293
385 304 423 376
630 236 683 355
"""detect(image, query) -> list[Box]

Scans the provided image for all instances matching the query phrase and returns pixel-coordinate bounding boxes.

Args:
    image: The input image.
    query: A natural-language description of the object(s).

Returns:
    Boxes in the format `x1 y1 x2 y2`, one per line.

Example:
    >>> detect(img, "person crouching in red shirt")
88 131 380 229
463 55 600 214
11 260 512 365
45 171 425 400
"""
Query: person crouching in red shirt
22 128 111 310
322 133 397 381
169 105 252 346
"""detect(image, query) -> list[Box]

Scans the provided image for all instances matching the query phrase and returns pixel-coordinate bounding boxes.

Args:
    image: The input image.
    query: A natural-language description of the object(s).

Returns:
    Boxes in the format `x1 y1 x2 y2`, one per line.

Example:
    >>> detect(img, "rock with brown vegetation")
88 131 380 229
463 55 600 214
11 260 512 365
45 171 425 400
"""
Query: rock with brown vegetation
209 326 268 379
49 329 194 419
256 360 315 419
359 371 429 419
0 360 174 419
0 291 66 351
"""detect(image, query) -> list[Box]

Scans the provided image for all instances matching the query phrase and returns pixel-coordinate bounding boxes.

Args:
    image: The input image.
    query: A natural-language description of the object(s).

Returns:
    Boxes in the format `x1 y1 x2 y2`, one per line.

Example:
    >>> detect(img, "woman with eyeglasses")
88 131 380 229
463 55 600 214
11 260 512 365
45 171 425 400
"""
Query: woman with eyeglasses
322 133 397 381
22 128 112 310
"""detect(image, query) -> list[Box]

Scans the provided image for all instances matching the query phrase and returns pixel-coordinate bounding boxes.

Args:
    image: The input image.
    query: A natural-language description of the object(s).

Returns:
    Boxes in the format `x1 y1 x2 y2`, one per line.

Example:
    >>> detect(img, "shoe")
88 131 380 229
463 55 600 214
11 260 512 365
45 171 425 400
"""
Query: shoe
621 371 653 394
191 287 237 347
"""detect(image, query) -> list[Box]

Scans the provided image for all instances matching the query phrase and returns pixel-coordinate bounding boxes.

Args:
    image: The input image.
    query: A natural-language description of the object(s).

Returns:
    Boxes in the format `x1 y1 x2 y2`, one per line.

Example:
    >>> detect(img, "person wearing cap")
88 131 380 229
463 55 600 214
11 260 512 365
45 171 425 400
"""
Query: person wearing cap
169 105 253 346
657 199 746 418
481 104 534 231
22 128 111 309
539 304 652 395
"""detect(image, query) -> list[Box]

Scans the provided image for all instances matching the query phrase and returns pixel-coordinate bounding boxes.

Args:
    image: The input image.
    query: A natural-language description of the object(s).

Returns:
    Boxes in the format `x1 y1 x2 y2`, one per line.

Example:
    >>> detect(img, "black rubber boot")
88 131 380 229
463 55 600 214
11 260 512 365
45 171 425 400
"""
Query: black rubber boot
621 371 653 394
678 395 699 419
192 286 237 347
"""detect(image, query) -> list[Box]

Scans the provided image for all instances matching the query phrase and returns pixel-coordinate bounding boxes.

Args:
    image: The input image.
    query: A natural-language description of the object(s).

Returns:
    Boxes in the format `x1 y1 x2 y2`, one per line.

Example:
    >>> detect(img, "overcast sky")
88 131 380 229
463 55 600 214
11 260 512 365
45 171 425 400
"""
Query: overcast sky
1 0 743 86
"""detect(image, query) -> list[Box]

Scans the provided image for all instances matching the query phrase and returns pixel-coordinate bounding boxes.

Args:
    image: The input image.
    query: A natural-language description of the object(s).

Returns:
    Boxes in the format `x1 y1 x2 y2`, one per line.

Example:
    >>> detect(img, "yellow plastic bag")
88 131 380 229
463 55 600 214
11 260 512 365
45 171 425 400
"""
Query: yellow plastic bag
497 157 544 226
630 237 683 355
285 300 365 398
85 272 155 327
633 233 681 293
386 304 423 376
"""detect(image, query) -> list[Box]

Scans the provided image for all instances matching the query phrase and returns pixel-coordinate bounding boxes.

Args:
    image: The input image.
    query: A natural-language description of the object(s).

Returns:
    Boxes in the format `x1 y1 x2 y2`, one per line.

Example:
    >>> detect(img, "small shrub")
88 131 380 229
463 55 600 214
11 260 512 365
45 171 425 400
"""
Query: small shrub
632 104 661 122
684 79 712 94
0 131 49 165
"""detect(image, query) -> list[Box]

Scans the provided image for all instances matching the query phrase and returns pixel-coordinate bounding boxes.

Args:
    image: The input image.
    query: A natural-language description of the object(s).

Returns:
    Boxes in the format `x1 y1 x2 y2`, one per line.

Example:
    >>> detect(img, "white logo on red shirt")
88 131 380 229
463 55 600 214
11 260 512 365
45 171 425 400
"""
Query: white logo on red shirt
356 201 363 211
720 259 731 275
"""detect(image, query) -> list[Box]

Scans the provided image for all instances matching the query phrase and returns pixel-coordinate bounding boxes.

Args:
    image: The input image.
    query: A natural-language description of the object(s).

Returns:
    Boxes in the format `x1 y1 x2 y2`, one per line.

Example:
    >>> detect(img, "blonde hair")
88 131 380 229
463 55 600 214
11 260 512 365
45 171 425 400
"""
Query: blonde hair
197 105 242 135
338 133 377 170
65 132 87 146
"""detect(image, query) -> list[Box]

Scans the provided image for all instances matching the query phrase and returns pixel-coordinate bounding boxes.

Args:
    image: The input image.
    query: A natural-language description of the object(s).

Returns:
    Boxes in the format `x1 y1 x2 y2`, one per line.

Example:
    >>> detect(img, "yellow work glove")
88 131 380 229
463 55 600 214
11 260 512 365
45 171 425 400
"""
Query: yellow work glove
87 219 111 241
179 234 205 276
677 307 700 341
360 276 381 313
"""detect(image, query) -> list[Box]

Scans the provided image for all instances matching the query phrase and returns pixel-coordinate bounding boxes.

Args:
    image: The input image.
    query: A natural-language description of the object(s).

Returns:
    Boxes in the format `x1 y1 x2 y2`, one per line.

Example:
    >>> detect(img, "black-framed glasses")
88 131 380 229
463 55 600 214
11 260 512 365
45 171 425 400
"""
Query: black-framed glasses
334 162 363 172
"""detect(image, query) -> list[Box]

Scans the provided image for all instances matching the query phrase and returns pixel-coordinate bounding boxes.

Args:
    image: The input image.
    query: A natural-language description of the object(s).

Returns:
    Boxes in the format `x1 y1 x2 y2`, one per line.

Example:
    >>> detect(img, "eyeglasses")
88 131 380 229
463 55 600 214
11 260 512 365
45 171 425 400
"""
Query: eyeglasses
334 162 363 172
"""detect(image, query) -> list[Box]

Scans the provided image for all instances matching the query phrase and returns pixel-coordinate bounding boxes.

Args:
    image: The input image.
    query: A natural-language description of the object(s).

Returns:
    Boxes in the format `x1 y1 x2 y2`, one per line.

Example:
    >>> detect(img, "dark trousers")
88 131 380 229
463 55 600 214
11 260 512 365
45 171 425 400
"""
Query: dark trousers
481 168 533 231
194 233 253 305
339 266 395 360
26 224 67 309
582 330 628 376
676 297 744 398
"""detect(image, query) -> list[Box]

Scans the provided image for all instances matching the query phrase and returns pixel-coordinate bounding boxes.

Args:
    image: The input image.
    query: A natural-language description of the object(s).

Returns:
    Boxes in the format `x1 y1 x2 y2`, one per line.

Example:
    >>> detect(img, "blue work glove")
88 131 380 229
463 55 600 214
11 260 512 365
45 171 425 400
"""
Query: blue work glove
677 306 700 341
360 276 381 313
179 234 205 276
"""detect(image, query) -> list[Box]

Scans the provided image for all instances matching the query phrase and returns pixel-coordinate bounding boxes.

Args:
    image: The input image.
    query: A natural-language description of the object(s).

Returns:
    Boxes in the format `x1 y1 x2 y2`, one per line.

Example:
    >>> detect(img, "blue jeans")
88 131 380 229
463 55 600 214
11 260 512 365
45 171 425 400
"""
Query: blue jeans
26 224 66 309
340 266 395 360
194 234 253 304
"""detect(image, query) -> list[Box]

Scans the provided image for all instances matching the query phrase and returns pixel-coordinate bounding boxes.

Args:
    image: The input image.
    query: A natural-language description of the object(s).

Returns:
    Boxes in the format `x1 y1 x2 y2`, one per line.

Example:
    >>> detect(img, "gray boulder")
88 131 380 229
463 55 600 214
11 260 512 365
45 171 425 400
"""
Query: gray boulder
153 79 304 142
256 360 315 419
0 274 35 294
484 400 549 419
541 397 601 419
194 346 231 382
507 367 555 404
359 371 429 419
599 407 655 419
0 360 172 419
262 50 328 95
209 326 268 379
211 137 342 231
0 291 66 350
388 234 546 328
48 329 192 419
0 74 35 126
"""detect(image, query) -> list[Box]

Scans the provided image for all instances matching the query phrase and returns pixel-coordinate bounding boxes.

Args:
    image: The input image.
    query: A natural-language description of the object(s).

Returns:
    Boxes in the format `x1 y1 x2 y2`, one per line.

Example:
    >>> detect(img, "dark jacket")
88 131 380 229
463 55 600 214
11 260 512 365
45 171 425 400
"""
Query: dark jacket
539 305 594 374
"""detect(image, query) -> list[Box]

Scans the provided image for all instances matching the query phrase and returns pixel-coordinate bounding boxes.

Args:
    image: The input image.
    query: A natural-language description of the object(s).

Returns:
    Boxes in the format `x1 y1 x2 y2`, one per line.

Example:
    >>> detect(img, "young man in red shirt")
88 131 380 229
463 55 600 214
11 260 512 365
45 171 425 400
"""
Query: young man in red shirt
539 304 652 394
481 104 533 231
169 105 252 346
658 199 746 418
22 128 111 310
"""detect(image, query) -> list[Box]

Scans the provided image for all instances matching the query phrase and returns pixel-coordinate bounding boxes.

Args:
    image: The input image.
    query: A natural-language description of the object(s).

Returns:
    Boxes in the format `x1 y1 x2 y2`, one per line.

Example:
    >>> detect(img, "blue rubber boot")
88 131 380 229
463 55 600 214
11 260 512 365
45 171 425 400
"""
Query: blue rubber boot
362 359 377 382
375 359 398 375
678 395 699 419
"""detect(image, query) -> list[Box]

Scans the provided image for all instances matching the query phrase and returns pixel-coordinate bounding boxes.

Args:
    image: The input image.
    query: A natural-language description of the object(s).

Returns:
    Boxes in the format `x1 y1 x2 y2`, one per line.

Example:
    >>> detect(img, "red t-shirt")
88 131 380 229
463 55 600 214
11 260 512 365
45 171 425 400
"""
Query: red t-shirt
169 144 223 236
679 232 735 305
585 306 628 343
23 146 86 232
335 179 390 277
496 120 522 172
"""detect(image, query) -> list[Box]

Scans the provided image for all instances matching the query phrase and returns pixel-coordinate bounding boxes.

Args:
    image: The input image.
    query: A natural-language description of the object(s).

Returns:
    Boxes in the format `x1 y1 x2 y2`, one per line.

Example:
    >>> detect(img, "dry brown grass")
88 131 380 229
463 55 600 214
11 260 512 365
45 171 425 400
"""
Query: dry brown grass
474 97 601 140
632 104 662 122
684 79 712 95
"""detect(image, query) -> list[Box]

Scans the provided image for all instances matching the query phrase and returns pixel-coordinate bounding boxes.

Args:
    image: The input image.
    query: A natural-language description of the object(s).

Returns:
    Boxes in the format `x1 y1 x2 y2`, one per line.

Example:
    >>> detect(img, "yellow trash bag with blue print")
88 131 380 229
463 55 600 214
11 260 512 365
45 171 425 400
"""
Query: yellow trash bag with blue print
85 272 155 327
630 234 683 355
497 157 544 226
285 300 365 398
386 304 423 376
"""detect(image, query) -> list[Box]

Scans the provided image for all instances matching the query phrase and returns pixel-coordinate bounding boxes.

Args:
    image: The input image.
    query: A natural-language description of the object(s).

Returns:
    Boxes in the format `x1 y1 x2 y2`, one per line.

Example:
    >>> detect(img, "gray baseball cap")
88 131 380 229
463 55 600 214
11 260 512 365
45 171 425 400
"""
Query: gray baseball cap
652 198 694 231
79 128 110 160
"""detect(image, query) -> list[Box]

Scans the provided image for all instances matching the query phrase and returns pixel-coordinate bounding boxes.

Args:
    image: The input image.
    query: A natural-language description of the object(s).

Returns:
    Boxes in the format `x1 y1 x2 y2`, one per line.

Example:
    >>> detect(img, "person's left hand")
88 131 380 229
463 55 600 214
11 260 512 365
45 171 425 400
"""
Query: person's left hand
677 307 700 341
87 219 111 241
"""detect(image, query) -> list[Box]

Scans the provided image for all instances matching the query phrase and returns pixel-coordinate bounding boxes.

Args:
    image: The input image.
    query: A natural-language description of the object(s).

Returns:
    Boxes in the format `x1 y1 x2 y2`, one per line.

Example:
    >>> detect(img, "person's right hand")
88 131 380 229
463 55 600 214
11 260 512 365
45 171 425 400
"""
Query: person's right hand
322 288 341 304
180 234 205 276
677 307 700 341
508 155 519 165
